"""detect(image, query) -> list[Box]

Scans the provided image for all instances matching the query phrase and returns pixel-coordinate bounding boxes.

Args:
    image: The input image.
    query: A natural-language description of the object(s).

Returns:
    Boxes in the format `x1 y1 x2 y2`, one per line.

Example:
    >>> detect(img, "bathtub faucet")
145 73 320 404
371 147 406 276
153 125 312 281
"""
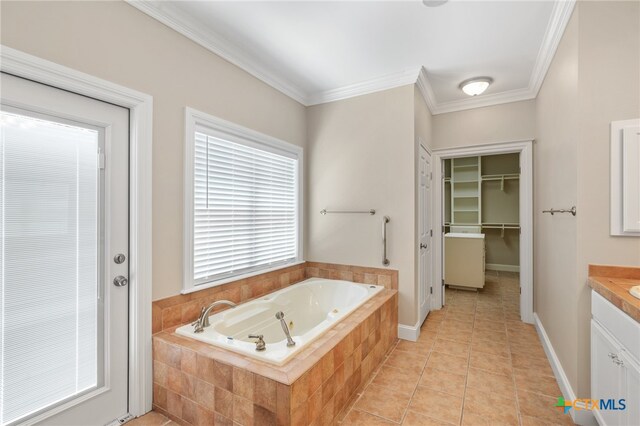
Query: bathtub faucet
275 311 296 347
192 300 237 333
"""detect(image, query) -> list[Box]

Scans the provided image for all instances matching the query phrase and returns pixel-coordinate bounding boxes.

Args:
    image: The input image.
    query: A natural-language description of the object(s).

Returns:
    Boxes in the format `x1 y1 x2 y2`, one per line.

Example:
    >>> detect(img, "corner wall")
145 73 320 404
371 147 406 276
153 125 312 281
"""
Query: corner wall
534 5 580 392
574 0 640 396
306 85 417 326
536 0 640 397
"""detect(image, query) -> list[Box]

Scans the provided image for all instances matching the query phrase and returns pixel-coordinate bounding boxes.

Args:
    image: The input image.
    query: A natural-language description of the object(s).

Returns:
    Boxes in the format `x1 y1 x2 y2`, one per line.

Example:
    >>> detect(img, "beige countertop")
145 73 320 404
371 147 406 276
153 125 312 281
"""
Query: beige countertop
589 264 640 323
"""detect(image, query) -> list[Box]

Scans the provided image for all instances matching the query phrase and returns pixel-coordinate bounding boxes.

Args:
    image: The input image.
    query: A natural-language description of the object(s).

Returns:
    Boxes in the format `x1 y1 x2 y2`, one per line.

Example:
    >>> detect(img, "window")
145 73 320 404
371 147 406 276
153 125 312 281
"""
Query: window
183 108 303 292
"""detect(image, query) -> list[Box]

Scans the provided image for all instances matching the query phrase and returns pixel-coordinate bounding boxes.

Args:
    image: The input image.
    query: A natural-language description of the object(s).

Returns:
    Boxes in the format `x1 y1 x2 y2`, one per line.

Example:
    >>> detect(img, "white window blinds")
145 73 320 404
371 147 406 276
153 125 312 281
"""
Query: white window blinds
192 126 299 286
0 110 101 424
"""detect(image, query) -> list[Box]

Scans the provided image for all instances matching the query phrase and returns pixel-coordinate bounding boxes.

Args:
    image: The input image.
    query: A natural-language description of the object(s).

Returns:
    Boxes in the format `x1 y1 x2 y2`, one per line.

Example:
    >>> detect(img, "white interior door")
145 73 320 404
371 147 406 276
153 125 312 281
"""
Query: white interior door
418 144 432 325
0 73 130 425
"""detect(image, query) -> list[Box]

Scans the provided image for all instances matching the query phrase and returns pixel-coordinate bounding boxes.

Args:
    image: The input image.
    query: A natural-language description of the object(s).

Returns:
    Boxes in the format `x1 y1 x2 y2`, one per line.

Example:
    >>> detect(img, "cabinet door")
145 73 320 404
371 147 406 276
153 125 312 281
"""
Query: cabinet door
619 351 640 426
592 320 623 426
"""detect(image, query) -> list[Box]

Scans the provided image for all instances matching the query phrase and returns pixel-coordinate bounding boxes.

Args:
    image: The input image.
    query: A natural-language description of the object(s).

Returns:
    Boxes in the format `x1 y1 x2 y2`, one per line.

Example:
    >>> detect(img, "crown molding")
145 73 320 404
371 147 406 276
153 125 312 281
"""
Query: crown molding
126 0 309 105
416 0 575 115
307 68 421 106
416 67 437 113
528 0 576 95
128 0 575 112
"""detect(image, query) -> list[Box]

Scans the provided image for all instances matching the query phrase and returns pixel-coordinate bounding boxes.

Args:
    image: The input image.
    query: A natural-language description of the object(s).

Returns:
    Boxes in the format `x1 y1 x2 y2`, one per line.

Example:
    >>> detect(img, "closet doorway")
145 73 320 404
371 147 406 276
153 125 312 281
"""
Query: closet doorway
432 140 533 324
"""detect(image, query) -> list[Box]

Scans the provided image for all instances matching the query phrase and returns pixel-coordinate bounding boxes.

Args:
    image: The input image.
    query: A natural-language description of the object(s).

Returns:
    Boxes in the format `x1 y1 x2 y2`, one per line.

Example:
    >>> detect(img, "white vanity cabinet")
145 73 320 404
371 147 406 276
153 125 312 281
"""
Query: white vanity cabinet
591 291 640 426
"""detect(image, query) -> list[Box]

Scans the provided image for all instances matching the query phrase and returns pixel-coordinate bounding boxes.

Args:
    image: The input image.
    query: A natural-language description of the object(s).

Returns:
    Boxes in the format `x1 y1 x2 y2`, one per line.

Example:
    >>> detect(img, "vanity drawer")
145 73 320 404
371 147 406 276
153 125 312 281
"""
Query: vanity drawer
592 291 640 363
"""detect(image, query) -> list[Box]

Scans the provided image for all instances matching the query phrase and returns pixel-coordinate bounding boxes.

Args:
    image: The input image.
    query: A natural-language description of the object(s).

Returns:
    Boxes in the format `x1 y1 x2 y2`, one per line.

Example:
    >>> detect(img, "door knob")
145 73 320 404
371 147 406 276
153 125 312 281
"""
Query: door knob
113 276 128 287
420 243 428 249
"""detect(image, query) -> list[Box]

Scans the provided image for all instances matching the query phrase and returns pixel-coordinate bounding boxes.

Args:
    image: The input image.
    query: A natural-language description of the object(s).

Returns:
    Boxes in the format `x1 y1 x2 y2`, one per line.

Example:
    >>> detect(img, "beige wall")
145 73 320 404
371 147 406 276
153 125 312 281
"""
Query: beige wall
536 0 640 397
534 6 581 391
574 0 640 395
306 85 418 326
431 100 536 149
0 1 307 301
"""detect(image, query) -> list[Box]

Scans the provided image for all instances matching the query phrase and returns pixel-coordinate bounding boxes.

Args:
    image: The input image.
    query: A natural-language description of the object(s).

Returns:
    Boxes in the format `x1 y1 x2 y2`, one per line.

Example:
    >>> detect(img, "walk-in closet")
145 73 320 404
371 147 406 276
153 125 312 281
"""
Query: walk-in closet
443 153 520 290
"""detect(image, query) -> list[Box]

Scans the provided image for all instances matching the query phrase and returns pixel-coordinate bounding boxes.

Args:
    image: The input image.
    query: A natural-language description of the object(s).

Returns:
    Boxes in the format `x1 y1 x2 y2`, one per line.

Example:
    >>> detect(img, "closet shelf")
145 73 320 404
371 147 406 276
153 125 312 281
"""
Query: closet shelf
481 174 520 191
481 223 520 238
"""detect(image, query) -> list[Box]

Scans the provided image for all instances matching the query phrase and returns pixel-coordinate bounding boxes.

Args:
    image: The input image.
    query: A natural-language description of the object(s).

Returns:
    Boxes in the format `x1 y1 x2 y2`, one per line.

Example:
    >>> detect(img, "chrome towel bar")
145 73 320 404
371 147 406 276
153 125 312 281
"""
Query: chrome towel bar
382 216 390 266
320 209 376 215
542 206 577 216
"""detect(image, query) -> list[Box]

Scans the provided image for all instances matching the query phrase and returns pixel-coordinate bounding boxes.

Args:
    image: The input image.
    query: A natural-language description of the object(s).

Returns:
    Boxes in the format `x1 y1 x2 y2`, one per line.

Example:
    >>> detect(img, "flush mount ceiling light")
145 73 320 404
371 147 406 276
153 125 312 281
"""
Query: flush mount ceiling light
422 0 448 7
459 77 493 96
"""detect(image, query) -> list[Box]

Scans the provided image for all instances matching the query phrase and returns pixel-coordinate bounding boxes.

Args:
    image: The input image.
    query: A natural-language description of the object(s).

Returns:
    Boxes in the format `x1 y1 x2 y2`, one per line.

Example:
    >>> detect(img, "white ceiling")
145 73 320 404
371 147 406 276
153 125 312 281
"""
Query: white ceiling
129 0 575 113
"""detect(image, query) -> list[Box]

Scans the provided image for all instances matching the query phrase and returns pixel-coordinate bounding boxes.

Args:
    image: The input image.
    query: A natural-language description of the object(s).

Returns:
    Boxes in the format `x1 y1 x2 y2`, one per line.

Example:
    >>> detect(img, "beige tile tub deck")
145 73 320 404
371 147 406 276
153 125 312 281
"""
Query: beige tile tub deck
152 286 398 425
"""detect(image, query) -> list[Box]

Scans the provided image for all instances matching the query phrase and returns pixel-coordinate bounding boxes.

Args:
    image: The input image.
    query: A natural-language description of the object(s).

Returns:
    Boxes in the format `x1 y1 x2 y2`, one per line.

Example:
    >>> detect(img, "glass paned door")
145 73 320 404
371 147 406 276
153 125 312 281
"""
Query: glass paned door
0 73 129 425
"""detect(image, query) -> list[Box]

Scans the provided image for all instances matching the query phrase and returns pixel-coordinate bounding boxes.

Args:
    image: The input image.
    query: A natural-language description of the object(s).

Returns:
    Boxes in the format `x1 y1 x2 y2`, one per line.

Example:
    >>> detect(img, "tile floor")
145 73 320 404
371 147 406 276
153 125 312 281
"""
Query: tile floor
338 271 574 426
132 272 573 426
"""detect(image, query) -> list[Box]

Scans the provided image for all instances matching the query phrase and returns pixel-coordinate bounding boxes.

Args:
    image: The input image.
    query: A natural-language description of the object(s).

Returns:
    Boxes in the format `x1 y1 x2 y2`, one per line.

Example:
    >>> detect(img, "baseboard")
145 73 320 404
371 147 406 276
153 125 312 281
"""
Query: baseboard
486 263 520 272
398 321 420 342
534 313 597 426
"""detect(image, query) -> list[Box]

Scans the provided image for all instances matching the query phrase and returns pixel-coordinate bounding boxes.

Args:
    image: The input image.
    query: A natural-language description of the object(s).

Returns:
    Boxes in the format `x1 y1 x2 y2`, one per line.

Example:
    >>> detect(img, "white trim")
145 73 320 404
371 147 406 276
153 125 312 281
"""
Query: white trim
529 0 577 96
416 67 437 113
610 118 640 236
432 140 534 324
398 321 420 342
307 68 421 106
183 107 304 294
0 45 154 417
534 313 597 426
128 0 574 112
485 263 520 273
416 0 575 115
126 0 308 105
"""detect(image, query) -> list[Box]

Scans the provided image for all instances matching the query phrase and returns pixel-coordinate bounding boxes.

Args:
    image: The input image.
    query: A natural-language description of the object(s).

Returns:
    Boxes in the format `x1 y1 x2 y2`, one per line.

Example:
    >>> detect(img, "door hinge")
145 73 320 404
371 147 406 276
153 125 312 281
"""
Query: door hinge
430 229 433 237
98 149 105 170
442 279 445 286
430 172 433 180
430 287 433 294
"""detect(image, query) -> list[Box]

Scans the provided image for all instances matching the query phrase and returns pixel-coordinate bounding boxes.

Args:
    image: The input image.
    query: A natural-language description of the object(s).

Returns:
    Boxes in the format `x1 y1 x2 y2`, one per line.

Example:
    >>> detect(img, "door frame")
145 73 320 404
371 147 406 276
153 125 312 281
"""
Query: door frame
1 46 154 417
432 139 534 324
417 140 432 326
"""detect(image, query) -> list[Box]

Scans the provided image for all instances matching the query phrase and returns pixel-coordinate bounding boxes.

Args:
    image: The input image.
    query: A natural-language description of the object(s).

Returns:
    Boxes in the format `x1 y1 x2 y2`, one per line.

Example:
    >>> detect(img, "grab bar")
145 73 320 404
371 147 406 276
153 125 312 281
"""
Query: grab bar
542 206 577 216
382 216 390 266
320 209 376 215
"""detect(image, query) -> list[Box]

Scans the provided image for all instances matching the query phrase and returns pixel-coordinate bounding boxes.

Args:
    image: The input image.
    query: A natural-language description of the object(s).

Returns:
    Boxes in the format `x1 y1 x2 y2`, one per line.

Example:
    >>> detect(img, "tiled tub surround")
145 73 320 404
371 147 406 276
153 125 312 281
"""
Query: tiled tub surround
153 290 397 425
153 262 398 334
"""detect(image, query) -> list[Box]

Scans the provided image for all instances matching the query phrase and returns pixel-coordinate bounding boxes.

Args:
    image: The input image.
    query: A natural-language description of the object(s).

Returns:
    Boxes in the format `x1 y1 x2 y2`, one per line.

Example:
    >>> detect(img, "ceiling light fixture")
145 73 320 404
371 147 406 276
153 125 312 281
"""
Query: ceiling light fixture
459 77 493 96
422 0 448 7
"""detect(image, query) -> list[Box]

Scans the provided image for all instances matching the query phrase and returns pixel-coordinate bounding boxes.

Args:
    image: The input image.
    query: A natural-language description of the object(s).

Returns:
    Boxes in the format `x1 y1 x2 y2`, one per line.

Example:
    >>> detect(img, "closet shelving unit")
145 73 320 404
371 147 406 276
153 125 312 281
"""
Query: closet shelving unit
450 156 481 225
444 153 521 277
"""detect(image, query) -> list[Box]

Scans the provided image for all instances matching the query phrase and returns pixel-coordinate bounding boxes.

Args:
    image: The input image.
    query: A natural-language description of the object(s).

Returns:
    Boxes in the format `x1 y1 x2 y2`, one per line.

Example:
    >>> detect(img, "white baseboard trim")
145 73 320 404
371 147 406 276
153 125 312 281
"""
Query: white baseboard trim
486 263 520 272
398 321 420 342
534 313 597 426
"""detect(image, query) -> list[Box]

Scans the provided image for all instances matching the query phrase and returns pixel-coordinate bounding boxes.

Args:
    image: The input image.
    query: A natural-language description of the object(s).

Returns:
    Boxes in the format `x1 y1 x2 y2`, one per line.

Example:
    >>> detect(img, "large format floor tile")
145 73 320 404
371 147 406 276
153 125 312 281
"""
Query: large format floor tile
338 272 574 425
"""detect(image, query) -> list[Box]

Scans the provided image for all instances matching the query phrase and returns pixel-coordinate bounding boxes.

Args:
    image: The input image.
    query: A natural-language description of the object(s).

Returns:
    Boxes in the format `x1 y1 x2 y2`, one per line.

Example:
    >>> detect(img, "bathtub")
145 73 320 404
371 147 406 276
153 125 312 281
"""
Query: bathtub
175 278 384 365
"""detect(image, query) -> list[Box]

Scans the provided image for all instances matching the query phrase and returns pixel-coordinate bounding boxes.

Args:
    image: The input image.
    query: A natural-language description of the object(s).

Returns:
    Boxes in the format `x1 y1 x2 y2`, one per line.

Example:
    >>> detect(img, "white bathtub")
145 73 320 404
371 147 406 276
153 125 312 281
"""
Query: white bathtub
175 278 384 365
